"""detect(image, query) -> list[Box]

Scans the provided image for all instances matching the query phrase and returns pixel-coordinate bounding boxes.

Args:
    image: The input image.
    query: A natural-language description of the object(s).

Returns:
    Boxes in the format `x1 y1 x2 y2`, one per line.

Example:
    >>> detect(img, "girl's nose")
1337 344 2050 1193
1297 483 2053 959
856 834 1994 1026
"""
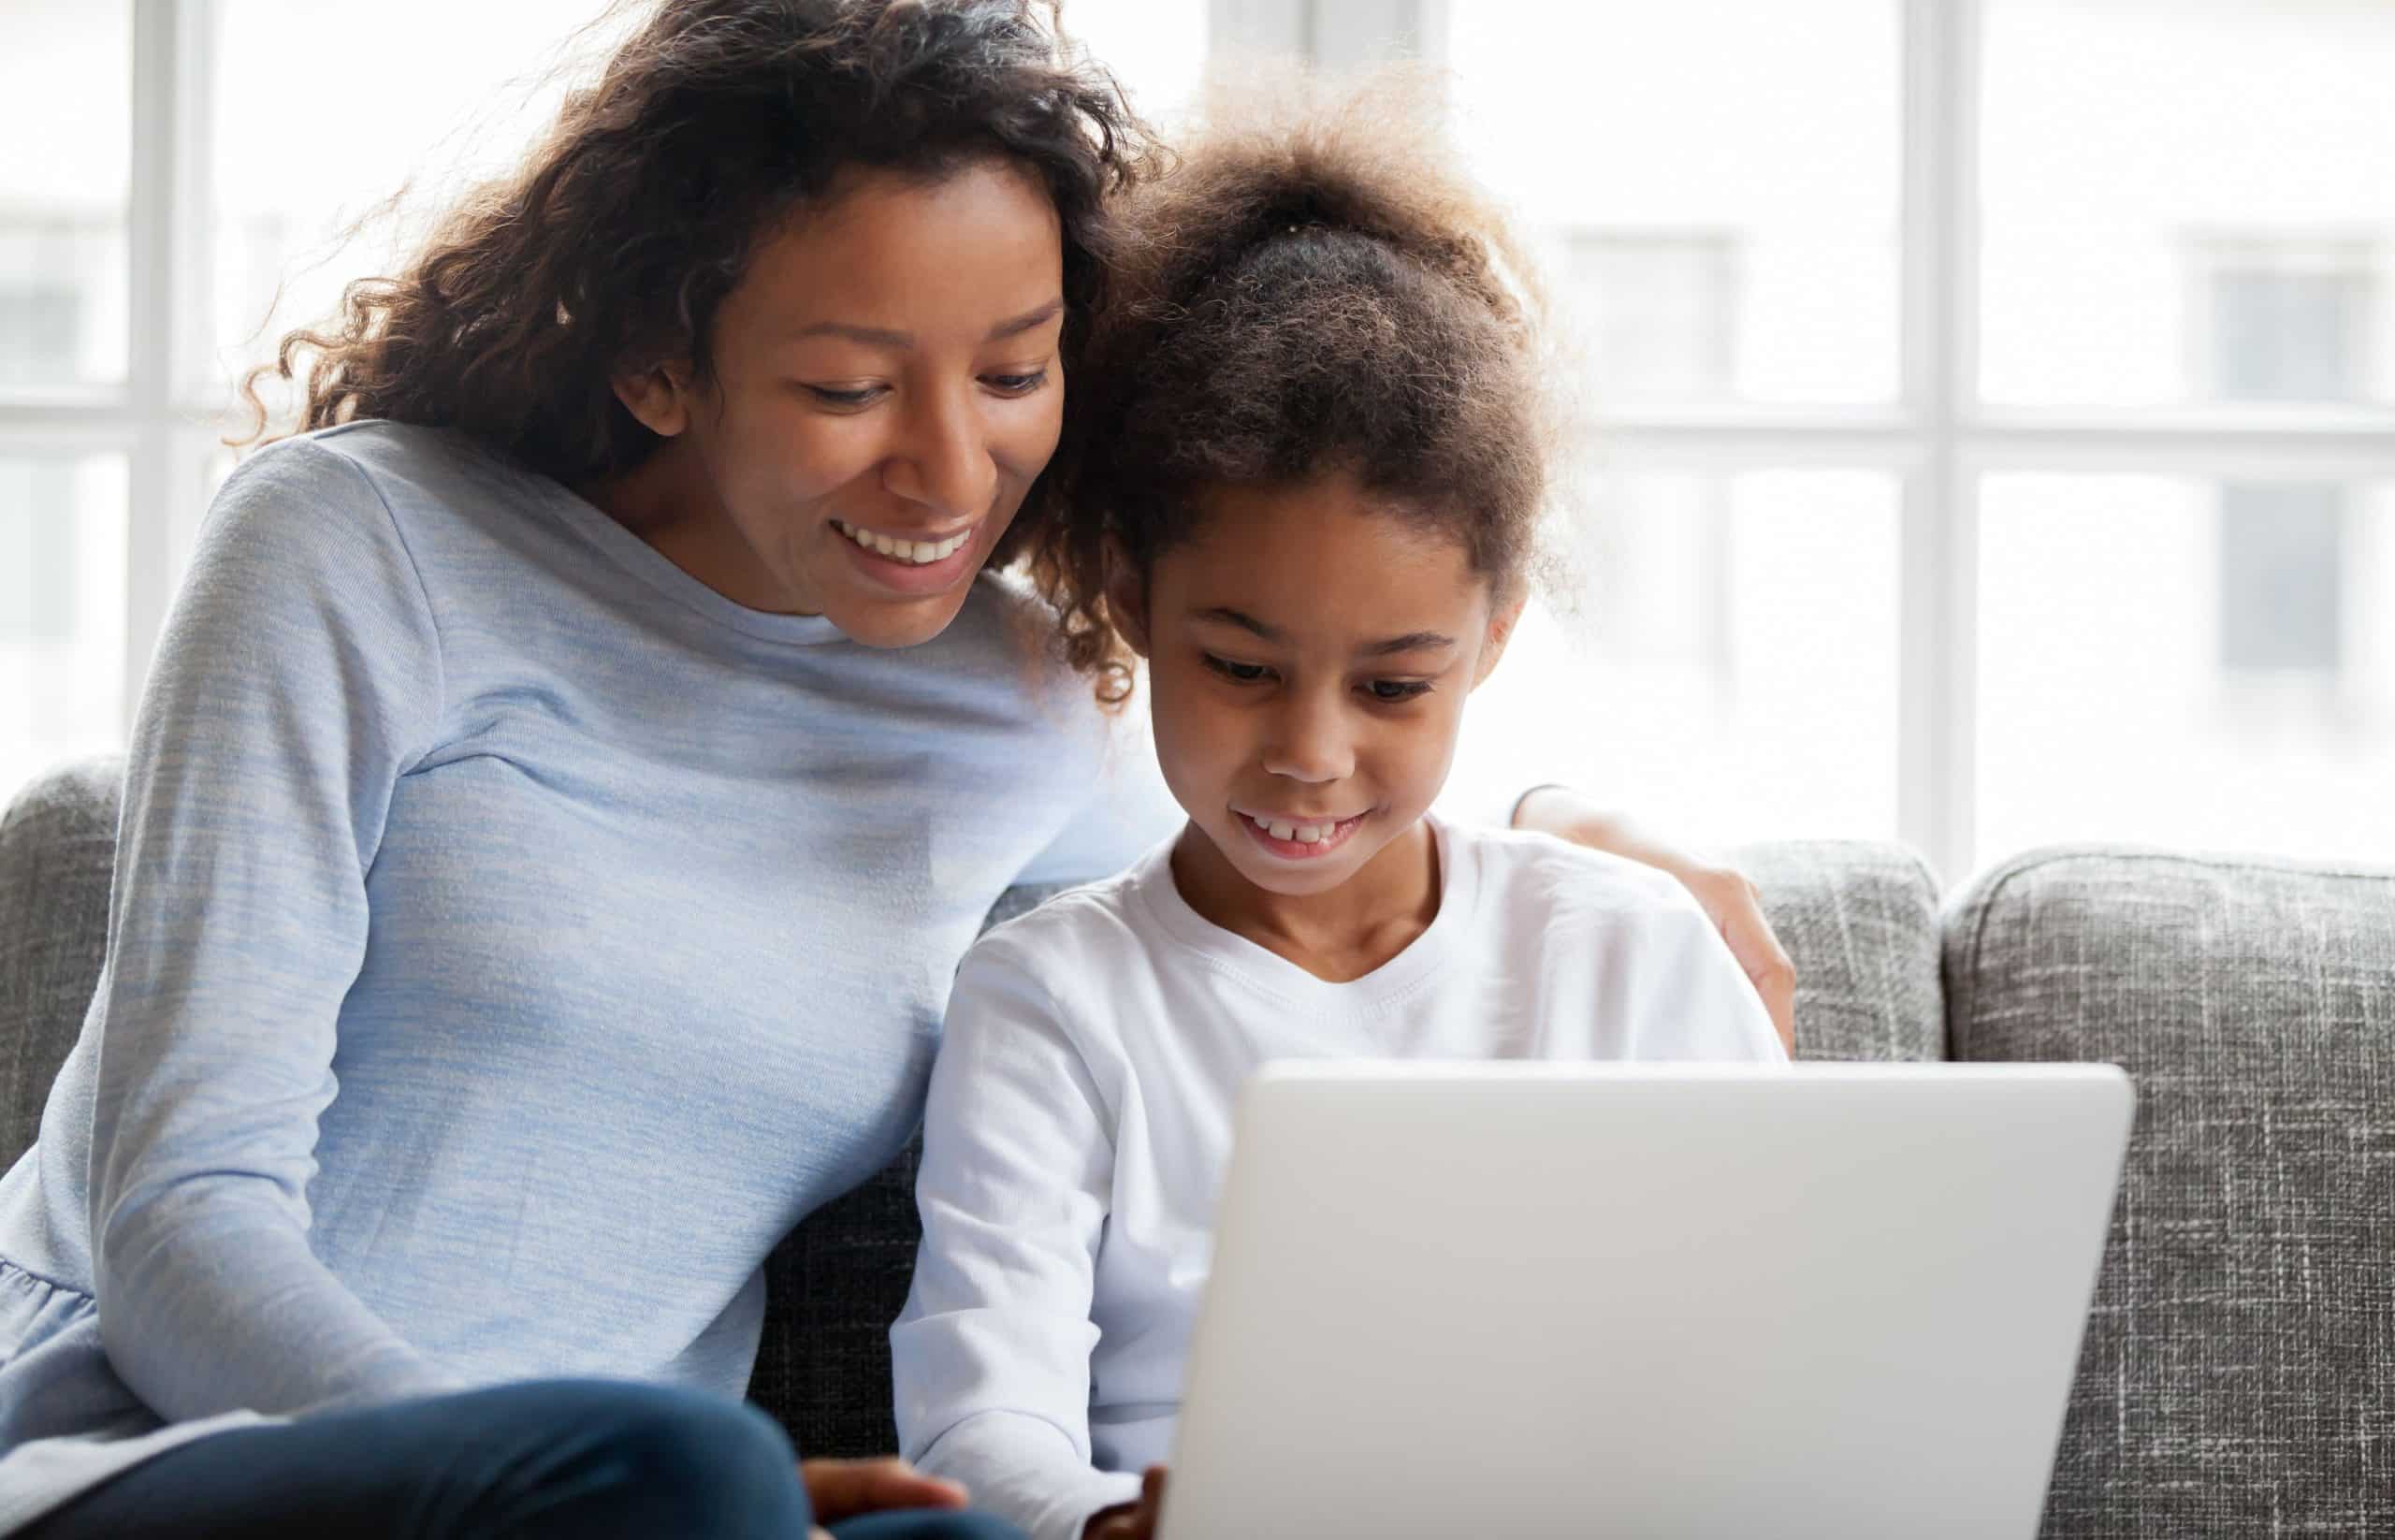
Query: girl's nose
1261 690 1355 784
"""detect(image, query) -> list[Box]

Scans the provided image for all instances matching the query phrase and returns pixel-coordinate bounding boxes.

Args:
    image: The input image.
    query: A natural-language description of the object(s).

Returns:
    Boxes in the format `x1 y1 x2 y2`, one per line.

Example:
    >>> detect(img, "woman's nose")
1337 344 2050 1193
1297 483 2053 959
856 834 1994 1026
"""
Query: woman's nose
884 387 997 520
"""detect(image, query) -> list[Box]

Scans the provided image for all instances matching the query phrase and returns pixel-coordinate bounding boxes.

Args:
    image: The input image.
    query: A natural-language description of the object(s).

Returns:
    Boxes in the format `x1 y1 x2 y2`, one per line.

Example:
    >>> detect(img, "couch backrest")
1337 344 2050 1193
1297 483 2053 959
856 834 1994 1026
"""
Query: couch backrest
1946 848 2395 1537
0 757 117 1162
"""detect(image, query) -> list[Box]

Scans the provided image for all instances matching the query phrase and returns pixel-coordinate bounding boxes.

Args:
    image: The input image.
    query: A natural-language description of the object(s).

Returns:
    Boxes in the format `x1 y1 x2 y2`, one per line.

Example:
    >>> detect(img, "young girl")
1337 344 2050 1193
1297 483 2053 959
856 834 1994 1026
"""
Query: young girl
888 78 1788 1540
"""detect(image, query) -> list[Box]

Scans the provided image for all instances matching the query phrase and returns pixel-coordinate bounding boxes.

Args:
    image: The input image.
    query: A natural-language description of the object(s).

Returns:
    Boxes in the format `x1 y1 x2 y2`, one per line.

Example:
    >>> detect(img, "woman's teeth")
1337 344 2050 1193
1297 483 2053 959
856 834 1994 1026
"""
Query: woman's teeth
834 520 970 565
1246 813 1342 845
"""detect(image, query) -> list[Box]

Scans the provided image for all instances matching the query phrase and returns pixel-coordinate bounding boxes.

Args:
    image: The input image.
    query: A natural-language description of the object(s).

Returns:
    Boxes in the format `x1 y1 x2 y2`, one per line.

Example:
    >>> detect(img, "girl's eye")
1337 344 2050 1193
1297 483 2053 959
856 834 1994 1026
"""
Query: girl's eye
1204 655 1272 684
1365 679 1432 704
984 369 1051 396
802 384 884 408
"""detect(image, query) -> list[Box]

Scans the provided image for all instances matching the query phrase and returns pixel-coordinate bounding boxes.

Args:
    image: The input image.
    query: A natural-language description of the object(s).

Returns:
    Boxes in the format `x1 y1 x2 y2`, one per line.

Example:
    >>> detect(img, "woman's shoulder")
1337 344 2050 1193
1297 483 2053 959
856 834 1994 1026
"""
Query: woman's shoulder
264 421 553 522
210 422 539 555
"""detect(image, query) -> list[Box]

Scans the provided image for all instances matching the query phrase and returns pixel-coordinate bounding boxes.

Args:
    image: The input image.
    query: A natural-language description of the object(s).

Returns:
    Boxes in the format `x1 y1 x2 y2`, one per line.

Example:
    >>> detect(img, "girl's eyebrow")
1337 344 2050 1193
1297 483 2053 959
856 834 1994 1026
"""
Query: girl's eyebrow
1193 608 1453 656
785 298 1065 349
1357 631 1456 657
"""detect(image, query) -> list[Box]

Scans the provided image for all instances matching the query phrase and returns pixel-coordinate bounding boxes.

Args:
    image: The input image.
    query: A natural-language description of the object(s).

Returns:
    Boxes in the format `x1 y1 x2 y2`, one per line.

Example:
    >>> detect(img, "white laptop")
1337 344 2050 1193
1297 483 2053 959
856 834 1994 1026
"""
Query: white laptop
1160 1062 2134 1540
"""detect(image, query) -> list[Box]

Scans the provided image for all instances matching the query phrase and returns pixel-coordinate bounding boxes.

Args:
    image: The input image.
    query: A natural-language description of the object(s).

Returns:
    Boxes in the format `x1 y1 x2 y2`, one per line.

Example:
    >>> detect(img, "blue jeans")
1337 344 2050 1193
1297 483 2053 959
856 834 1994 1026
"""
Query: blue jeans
22 1379 1024 1540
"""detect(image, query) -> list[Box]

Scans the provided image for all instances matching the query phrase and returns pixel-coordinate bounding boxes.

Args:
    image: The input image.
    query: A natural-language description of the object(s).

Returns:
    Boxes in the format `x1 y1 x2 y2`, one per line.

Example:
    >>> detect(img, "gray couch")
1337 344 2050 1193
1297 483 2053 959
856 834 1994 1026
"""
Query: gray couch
3 757 2389 1535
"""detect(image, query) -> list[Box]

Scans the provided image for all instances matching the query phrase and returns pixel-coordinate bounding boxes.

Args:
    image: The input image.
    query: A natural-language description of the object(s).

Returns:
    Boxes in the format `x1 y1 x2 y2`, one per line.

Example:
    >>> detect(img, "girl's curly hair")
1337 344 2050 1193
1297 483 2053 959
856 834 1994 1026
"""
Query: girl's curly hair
1029 67 1558 705
239 0 1161 565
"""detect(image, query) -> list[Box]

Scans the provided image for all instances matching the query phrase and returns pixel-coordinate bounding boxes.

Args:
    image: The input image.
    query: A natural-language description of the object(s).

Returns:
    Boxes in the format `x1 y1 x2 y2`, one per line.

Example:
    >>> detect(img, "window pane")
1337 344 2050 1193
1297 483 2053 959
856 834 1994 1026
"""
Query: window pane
0 0 130 389
207 1 632 410
206 1 1209 412
0 455 127 806
1446 1 1899 407
1447 470 1899 843
1065 0 1210 124
1979 474 2395 866
1981 1 2395 410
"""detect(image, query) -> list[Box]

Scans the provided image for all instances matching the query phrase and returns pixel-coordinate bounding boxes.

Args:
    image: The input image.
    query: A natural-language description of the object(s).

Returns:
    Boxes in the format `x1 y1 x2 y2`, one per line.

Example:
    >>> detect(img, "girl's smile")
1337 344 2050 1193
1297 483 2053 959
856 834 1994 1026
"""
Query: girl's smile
1234 808 1372 861
1110 472 1522 977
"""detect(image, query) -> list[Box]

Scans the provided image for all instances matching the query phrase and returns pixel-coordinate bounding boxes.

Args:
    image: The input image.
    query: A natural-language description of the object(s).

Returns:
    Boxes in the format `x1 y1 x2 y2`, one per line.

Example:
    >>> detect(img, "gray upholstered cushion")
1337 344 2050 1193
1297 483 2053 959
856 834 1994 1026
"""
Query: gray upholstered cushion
0 757 118 1167
1734 839 1944 1062
1946 847 2395 1538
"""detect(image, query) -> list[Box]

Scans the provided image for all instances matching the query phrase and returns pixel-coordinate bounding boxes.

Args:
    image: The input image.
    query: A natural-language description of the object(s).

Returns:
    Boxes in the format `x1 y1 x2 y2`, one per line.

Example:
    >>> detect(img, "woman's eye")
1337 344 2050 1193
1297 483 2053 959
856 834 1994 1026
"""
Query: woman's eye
802 384 884 408
1365 679 1431 704
1204 655 1271 684
983 369 1051 396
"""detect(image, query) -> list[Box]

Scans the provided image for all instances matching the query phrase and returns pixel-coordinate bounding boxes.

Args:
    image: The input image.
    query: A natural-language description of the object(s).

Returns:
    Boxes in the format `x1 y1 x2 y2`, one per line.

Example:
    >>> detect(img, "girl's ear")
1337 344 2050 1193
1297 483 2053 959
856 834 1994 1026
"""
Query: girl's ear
1103 539 1154 659
610 359 698 438
1471 595 1528 690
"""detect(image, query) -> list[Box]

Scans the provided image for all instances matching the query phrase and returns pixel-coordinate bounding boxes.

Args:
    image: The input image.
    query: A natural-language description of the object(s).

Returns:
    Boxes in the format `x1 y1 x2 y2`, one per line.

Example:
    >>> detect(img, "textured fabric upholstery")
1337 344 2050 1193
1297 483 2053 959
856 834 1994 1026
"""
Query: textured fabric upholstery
1734 839 1945 1062
0 757 117 1165
1946 847 2395 1538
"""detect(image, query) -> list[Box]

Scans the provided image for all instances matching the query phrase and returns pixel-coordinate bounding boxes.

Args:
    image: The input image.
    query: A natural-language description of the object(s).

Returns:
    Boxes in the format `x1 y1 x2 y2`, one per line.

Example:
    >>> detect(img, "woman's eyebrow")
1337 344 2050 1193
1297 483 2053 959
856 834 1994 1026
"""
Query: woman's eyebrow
787 298 1064 350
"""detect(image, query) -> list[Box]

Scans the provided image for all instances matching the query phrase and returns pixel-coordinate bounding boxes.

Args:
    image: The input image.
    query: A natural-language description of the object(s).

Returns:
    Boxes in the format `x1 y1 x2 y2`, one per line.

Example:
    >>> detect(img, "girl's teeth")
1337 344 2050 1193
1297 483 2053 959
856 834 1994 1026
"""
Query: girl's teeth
1296 825 1323 844
1269 821 1295 841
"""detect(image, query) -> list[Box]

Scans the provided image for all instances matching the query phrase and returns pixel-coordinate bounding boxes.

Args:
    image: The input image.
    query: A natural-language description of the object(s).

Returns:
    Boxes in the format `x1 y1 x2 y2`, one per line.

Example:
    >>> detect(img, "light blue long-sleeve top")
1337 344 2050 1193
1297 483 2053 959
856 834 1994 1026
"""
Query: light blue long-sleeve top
0 422 1168 1531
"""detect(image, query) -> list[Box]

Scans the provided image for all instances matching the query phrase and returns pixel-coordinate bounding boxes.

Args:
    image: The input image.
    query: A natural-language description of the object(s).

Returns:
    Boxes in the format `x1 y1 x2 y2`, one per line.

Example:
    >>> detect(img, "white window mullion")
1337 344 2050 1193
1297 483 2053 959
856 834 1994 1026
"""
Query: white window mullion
124 0 214 732
1899 0 1981 882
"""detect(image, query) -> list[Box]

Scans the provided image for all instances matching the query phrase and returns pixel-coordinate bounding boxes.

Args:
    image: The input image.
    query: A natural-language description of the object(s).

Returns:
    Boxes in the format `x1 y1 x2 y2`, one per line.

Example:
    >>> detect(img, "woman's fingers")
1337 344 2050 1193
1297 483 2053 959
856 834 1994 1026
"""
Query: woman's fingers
800 1456 970 1520
1688 866 1798 1053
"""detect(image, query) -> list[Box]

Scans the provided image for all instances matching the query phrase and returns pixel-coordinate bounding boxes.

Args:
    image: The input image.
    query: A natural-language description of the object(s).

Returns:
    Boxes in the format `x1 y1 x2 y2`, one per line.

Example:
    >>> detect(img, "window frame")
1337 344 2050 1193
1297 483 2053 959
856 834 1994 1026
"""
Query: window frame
6 0 2392 877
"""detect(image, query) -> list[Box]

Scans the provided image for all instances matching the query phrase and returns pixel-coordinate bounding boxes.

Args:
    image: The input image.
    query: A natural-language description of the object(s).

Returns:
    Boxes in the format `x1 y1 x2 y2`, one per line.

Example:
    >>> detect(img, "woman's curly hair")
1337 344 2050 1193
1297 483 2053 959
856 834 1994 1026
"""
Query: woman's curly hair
1030 67 1558 705
239 0 1161 565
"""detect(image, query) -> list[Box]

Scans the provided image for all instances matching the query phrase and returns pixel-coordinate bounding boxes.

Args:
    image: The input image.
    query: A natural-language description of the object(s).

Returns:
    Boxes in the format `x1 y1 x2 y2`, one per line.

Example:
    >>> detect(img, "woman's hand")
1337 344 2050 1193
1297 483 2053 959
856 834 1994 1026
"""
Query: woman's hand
1083 1466 1168 1540
801 1457 968 1538
1512 786 1797 1053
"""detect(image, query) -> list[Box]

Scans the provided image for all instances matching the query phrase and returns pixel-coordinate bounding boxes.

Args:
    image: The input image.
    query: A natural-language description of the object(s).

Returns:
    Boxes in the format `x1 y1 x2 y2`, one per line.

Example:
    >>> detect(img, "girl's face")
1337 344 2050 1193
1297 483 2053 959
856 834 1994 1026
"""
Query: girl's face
1115 473 1519 903
602 158 1067 649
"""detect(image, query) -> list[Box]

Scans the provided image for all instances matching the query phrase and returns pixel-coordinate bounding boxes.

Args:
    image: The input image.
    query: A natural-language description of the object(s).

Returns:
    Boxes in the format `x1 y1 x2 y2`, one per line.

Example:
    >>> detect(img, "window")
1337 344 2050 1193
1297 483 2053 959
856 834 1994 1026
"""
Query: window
1564 233 1741 404
2205 257 2372 404
2199 239 2373 684
5 0 2391 874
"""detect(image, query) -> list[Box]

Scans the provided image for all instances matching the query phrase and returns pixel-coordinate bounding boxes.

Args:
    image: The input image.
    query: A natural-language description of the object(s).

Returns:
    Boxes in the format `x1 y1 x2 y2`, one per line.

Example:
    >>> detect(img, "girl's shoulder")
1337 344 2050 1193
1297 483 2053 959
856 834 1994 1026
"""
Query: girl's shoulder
1453 820 1711 933
962 855 1154 981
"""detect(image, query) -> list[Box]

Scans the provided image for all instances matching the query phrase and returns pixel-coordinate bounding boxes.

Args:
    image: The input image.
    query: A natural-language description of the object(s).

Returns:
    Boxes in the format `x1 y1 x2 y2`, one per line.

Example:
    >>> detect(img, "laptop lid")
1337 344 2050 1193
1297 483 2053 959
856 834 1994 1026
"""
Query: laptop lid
1162 1062 2133 1540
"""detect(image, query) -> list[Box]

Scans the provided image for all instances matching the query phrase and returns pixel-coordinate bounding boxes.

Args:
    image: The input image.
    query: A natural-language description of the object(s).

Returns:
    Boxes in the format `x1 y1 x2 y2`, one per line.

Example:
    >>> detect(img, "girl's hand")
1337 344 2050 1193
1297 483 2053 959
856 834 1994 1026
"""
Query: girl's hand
1511 786 1798 1053
1083 1466 1168 1540
801 1456 968 1533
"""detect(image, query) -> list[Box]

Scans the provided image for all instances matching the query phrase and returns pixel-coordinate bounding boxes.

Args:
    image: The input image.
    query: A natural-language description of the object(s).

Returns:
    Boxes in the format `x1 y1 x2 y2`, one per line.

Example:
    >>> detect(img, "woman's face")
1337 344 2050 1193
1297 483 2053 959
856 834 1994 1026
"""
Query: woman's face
604 158 1067 648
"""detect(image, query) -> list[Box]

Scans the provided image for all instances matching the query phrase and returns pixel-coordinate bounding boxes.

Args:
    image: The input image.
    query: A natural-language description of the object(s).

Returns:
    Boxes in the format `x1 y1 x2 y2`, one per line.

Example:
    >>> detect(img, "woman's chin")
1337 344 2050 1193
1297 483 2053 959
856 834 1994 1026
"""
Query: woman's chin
821 586 980 650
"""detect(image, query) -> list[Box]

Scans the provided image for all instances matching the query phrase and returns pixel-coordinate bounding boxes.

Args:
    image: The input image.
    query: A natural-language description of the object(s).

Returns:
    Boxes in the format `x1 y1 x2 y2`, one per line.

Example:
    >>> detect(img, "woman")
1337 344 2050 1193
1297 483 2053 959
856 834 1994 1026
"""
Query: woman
0 3 1793 1536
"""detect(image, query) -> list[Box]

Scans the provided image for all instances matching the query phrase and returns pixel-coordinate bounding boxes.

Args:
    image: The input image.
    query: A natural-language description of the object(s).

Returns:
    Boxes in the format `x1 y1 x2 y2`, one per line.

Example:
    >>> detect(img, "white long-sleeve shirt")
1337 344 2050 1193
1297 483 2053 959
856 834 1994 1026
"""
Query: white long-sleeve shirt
892 817 1788 1540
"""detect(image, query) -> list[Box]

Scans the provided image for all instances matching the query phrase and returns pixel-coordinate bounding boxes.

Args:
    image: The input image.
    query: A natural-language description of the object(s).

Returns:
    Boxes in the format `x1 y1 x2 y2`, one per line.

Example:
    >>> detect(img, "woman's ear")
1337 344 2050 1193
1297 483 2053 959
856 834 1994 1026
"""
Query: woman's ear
1471 595 1528 690
610 360 697 439
1102 539 1153 659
